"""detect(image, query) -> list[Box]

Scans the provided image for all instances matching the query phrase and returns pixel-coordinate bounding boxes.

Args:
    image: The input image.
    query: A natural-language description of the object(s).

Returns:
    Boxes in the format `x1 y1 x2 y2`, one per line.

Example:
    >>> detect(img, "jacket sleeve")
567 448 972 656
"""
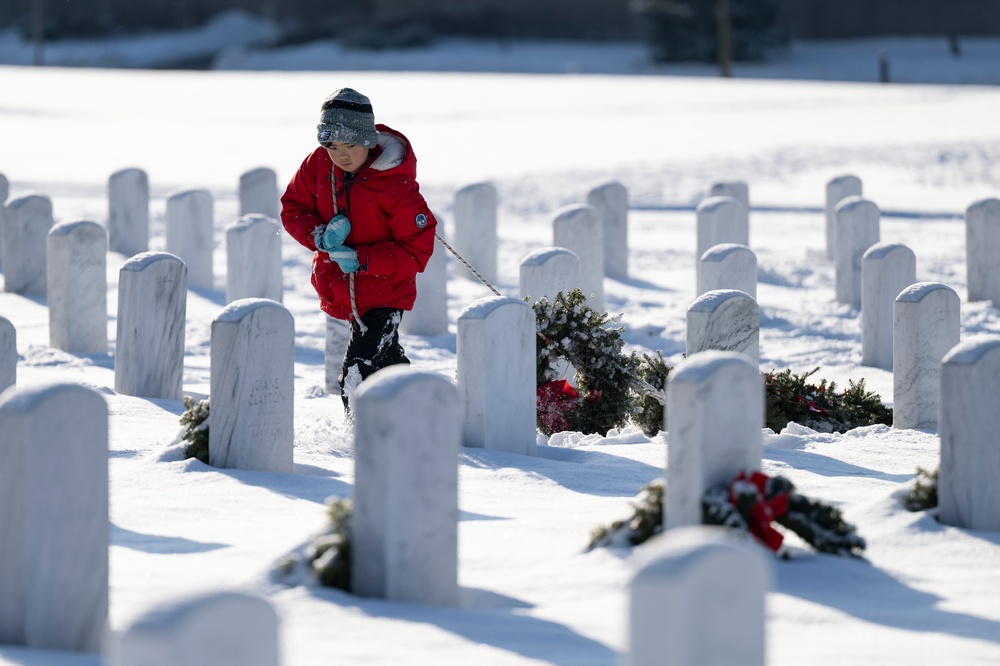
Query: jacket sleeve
280 152 328 252
356 178 437 277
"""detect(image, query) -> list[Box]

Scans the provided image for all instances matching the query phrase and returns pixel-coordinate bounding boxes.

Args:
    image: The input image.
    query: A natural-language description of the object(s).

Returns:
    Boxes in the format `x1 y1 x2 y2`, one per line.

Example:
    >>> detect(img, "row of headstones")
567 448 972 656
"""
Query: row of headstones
824 176 1000 311
0 207 281 383
819 177 1000 429
0 166 279 271
1 185 282 299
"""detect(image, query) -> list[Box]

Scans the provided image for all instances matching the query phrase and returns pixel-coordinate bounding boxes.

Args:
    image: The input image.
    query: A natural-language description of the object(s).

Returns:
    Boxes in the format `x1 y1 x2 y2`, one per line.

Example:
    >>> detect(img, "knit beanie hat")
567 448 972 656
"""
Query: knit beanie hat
317 88 378 148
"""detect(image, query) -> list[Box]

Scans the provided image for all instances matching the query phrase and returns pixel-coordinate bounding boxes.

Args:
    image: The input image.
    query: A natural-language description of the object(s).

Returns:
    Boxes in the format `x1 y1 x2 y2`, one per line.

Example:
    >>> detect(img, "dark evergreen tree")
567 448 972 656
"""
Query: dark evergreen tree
633 0 788 63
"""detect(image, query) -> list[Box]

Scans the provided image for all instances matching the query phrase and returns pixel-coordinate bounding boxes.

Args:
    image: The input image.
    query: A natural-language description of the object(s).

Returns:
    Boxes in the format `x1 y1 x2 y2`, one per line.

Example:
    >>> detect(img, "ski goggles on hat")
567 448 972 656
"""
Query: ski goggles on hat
318 129 337 147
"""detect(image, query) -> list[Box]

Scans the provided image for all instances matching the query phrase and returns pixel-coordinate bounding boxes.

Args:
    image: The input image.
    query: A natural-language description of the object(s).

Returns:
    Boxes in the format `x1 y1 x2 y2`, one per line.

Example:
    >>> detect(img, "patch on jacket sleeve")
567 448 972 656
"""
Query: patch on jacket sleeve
415 213 428 229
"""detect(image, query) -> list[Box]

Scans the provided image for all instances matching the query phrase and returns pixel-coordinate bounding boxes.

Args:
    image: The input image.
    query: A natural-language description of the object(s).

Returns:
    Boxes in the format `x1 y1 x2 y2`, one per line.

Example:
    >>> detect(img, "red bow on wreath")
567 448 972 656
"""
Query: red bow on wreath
729 470 789 552
537 380 580 433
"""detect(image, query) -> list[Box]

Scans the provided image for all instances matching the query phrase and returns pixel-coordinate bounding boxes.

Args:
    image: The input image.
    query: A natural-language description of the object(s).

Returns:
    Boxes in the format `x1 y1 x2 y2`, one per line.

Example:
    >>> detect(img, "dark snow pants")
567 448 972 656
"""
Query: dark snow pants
339 307 409 412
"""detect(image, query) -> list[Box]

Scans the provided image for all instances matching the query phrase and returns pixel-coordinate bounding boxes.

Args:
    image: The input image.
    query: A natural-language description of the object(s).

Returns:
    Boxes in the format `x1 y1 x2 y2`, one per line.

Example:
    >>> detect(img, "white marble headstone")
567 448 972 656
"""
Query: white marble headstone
553 203 605 312
698 243 757 299
686 289 759 363
225 214 283 304
457 296 536 456
825 174 862 260
708 180 750 210
0 316 15 393
893 282 960 430
111 591 280 666
400 213 448 337
861 242 915 369
939 335 1000 532
210 299 294 473
2 194 53 296
239 167 279 220
965 198 1000 305
834 196 880 307
166 189 214 290
696 196 749 267
665 351 763 529
453 182 497 284
519 246 581 303
114 252 187 400
47 219 108 354
626 526 769 666
587 181 629 280
108 168 149 257
352 366 460 605
325 314 351 395
0 383 108 652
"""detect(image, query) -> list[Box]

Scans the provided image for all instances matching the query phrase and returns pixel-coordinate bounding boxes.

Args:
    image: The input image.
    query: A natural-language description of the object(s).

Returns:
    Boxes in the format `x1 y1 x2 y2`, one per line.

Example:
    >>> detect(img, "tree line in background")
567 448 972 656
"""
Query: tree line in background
6 0 786 70
7 0 988 76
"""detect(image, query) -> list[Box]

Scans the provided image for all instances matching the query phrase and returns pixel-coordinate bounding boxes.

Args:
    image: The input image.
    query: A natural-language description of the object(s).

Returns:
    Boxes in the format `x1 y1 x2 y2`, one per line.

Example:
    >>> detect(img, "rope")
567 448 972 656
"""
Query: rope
349 273 367 334
433 233 665 405
435 232 501 297
330 168 367 334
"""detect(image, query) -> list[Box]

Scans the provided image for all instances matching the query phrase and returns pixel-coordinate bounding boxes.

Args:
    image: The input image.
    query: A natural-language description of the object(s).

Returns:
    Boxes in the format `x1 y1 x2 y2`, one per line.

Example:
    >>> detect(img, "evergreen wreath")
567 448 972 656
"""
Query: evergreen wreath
532 289 641 435
589 470 866 557
306 497 353 590
272 496 354 592
179 395 210 464
702 470 866 556
903 466 938 512
764 368 892 433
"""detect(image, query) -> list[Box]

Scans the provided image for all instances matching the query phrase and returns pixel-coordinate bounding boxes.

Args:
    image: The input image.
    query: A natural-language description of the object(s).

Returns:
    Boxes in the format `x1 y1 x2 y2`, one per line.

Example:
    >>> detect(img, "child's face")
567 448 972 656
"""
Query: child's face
325 142 370 174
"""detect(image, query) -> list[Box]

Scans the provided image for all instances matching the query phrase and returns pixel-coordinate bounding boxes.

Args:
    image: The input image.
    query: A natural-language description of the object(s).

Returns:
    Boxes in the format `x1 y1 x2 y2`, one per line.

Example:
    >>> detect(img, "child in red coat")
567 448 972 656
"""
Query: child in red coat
281 88 437 415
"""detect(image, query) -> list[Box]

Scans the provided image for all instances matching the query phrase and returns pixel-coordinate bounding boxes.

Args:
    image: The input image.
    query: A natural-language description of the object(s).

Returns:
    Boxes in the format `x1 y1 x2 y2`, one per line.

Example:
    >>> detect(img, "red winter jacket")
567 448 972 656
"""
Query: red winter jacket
280 125 437 320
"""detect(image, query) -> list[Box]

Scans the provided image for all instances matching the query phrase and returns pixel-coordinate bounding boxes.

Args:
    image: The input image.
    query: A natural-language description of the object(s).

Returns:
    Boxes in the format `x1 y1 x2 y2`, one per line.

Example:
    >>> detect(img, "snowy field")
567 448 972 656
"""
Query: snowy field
2 22 1000 666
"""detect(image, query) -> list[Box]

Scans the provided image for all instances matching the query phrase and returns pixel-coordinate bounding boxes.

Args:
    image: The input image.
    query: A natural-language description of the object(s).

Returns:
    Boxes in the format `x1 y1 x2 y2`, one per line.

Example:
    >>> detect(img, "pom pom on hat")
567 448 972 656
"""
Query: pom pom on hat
317 88 378 148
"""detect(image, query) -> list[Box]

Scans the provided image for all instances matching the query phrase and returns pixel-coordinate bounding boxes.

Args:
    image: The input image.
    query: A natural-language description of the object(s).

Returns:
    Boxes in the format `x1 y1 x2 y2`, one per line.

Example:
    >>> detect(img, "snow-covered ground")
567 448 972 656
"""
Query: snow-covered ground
1 20 1000 666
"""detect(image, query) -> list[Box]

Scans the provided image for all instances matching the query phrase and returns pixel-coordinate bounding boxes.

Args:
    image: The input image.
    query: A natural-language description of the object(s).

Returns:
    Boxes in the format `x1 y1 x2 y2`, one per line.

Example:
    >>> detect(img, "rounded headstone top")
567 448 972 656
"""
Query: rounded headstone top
110 167 147 180
630 525 768 581
0 381 105 413
701 243 753 262
458 295 530 321
827 174 862 190
6 192 52 211
895 281 958 303
228 213 278 230
671 350 759 384
456 181 496 197
696 195 745 214
834 195 877 215
120 251 185 272
521 246 579 266
240 166 277 180
863 241 914 261
127 590 277 632
49 218 104 237
588 180 626 196
688 289 755 312
941 334 1000 367
167 187 211 201
966 198 1000 215
356 364 455 402
553 202 600 221
215 298 287 323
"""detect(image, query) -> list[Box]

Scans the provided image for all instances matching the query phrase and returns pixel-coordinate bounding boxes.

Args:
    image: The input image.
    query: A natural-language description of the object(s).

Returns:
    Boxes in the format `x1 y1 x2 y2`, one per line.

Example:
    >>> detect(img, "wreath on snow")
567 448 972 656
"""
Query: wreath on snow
589 470 866 557
531 289 648 435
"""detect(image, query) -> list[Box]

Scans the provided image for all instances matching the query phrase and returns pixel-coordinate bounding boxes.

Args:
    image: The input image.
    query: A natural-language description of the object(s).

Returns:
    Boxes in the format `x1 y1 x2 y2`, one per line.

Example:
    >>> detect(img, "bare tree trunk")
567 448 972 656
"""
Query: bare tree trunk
716 0 732 78
32 0 44 66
